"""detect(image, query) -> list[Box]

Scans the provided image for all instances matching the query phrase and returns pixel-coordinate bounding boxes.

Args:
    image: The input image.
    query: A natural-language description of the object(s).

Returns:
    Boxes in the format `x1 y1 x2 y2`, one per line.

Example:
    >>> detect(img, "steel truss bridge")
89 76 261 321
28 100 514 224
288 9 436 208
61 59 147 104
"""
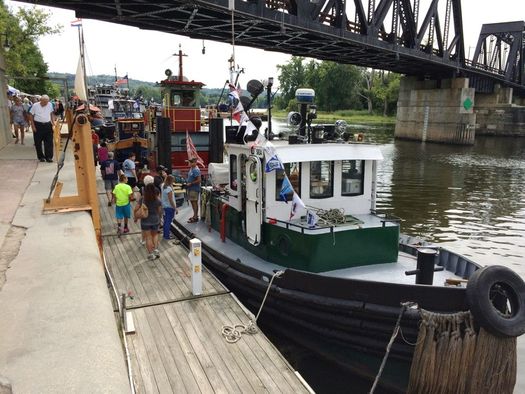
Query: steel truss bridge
21 0 525 94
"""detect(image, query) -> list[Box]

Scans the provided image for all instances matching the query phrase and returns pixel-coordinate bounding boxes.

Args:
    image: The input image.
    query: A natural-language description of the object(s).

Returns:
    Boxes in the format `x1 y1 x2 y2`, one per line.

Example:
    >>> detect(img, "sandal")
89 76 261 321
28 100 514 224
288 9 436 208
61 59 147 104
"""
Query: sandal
187 217 198 223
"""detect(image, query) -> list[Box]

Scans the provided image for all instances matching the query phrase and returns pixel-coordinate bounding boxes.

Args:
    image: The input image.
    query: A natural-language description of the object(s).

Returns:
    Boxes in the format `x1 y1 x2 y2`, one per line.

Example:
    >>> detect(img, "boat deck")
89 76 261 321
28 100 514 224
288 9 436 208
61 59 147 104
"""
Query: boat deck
177 203 464 286
99 189 311 393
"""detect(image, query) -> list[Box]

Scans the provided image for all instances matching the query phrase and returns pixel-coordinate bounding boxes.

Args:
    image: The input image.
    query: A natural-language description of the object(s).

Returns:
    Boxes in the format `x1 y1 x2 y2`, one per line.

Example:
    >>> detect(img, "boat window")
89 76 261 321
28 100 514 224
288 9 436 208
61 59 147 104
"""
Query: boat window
230 155 238 191
171 93 181 106
341 160 364 196
310 161 333 199
275 162 301 201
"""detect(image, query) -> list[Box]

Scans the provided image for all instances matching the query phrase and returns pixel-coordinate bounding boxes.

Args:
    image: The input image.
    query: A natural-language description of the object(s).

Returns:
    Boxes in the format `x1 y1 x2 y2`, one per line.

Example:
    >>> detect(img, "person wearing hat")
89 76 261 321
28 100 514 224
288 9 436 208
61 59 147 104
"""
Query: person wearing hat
186 157 201 223
29 94 56 162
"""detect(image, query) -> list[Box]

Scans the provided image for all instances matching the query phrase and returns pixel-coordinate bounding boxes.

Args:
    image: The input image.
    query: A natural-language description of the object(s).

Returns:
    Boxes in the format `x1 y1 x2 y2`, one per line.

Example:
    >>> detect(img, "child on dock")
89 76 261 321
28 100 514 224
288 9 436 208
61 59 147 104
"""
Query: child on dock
139 183 162 260
113 174 133 234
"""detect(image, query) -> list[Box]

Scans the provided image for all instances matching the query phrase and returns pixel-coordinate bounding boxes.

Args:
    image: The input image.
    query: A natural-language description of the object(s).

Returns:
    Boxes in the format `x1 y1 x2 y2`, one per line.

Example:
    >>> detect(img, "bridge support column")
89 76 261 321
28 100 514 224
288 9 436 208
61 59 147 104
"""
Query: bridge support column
395 77 476 145
475 85 525 136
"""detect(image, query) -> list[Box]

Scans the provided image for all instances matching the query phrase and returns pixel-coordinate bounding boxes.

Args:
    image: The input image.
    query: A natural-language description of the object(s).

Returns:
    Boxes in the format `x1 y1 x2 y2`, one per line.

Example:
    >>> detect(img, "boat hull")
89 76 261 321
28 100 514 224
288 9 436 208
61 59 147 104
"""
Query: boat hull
171 220 474 392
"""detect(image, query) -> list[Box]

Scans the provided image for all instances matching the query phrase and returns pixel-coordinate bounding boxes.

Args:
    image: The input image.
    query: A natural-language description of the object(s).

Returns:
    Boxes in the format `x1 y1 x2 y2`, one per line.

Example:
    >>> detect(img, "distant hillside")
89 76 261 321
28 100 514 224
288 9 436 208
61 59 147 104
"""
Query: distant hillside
48 72 225 103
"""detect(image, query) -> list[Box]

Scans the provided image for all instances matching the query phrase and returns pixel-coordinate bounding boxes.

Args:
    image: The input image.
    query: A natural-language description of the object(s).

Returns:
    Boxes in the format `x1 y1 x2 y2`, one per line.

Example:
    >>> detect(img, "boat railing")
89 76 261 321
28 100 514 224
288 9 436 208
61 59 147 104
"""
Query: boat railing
370 210 402 227
266 217 336 235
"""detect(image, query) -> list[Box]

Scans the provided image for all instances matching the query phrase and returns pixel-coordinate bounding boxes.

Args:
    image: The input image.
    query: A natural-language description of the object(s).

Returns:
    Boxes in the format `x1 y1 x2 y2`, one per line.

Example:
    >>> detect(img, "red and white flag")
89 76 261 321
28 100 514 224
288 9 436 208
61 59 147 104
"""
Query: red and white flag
186 131 205 168
228 84 248 124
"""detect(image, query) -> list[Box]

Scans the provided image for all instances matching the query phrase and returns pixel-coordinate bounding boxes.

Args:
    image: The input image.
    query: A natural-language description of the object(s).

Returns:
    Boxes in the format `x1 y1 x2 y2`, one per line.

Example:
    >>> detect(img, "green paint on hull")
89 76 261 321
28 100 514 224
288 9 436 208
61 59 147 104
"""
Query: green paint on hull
210 198 399 273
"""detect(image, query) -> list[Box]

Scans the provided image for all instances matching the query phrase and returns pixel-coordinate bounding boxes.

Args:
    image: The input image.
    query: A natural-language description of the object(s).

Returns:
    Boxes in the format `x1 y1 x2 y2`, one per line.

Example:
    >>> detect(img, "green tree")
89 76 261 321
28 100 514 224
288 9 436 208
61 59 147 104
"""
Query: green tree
314 62 362 111
370 71 400 116
0 2 61 95
276 56 308 107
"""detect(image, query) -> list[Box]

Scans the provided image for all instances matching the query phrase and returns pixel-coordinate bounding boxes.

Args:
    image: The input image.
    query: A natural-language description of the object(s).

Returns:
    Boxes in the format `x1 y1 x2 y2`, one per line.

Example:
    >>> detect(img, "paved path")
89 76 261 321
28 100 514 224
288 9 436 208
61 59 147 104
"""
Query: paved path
0 132 129 393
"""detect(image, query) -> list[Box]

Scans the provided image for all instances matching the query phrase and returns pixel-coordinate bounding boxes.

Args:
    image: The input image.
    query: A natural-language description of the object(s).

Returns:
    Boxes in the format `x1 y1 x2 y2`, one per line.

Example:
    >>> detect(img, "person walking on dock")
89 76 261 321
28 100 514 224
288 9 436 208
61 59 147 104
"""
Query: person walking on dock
101 151 120 206
9 96 28 145
161 175 178 240
123 152 138 188
186 157 201 223
29 95 56 162
113 174 133 234
139 183 162 260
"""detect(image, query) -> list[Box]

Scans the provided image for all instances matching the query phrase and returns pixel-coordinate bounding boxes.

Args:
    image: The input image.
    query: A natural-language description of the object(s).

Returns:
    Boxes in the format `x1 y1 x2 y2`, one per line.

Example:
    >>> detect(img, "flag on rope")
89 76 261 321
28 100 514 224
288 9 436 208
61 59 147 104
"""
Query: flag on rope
228 84 248 124
279 175 293 202
186 131 205 168
290 192 306 220
70 19 82 28
116 74 128 85
265 152 284 173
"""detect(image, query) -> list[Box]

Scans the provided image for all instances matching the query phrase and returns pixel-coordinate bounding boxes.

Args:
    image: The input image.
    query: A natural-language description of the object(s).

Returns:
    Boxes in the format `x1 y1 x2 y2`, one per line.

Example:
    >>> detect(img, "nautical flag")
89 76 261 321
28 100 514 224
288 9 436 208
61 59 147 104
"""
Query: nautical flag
228 84 248 124
116 75 128 85
306 210 318 227
290 192 306 220
74 56 87 101
70 19 82 28
279 176 293 202
265 153 284 173
186 131 205 168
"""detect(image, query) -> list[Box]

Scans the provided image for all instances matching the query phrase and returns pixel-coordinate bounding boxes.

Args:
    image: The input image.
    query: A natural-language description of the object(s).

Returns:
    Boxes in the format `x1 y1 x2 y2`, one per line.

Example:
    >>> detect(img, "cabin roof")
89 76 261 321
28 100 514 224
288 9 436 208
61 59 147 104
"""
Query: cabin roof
273 143 383 163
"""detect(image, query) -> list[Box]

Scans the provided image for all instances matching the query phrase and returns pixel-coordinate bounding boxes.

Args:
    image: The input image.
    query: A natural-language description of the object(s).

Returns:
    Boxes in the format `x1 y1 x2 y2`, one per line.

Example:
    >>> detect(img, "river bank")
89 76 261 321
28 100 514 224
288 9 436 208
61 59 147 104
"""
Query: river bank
272 109 396 125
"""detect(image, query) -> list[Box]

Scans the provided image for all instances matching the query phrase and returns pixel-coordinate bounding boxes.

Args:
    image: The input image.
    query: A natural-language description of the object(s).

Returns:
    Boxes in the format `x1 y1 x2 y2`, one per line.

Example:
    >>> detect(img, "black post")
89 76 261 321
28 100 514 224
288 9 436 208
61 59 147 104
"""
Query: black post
156 116 172 172
416 249 437 285
209 117 224 163
266 77 273 140
298 103 307 138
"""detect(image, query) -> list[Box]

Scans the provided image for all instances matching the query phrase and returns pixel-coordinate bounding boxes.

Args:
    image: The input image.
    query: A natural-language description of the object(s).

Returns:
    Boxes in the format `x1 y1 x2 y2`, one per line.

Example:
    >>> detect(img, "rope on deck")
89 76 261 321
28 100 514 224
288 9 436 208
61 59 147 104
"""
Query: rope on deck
221 270 284 343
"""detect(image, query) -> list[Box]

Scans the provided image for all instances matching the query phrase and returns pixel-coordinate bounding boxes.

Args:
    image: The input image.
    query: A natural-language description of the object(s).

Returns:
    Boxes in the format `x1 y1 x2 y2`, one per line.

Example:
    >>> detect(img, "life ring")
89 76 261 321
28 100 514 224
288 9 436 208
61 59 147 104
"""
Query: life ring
466 265 525 337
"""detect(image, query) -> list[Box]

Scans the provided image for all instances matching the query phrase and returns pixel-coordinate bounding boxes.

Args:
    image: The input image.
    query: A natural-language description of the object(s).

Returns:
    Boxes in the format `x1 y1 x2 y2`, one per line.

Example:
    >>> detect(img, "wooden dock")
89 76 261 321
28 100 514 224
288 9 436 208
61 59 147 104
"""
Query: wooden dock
98 190 311 393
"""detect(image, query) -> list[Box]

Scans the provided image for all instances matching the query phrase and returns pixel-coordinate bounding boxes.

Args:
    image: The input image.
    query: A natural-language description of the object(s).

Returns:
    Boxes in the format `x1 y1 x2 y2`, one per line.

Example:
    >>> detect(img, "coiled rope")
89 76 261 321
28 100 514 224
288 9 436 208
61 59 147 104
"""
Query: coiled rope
221 270 284 343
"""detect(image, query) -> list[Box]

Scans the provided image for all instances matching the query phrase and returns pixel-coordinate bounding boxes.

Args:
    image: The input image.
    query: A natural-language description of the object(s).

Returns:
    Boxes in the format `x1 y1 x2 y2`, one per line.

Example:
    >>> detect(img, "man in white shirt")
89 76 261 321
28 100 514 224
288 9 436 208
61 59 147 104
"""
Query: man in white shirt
29 95 56 162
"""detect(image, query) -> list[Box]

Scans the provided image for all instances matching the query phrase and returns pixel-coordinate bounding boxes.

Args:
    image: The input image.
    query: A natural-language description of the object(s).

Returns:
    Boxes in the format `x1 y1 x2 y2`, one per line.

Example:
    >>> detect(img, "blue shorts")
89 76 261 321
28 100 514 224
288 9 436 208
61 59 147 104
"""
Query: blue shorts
115 203 131 219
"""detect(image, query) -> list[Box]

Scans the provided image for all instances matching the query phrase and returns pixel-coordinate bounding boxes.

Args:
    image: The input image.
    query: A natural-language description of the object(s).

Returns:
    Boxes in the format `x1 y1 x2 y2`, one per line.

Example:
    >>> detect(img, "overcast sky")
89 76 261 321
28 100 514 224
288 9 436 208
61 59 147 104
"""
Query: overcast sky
6 0 524 89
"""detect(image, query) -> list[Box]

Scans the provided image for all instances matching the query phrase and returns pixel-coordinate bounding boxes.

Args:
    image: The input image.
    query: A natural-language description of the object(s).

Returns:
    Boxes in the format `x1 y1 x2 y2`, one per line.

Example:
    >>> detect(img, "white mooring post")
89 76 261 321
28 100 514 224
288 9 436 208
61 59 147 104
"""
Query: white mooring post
188 238 203 295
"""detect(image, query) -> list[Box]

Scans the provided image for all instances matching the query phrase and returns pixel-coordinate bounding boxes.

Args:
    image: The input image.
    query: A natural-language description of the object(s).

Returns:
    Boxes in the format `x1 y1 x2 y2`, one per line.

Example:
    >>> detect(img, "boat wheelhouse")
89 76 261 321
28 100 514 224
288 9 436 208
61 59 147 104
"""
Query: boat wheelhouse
156 46 209 174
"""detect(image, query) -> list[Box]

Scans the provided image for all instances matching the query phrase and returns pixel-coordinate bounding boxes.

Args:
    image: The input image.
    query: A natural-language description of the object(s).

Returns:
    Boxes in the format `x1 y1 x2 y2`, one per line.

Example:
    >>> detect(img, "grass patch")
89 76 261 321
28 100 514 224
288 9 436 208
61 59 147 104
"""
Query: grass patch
272 109 395 125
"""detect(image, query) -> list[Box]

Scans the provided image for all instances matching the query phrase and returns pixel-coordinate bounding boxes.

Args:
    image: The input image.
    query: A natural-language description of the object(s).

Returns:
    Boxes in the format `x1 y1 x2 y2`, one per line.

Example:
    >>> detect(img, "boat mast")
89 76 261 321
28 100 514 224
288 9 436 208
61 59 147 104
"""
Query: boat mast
177 44 187 82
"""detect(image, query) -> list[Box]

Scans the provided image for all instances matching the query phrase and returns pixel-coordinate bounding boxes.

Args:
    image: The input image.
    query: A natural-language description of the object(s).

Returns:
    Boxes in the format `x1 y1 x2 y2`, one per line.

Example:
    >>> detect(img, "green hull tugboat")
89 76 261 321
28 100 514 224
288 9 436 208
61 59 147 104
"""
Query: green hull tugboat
172 85 525 392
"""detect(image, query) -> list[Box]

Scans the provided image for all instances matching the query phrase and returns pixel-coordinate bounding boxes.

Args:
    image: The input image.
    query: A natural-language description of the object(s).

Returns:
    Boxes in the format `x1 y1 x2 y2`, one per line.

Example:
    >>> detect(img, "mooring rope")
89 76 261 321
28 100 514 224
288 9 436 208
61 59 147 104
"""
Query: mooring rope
370 301 415 394
221 270 284 343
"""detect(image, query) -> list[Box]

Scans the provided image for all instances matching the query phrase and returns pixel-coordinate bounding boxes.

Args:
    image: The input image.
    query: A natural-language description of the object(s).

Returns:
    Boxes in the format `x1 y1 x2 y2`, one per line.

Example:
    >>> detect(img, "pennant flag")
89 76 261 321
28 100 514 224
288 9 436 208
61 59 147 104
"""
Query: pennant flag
306 210 318 227
186 131 205 168
290 192 306 219
265 153 284 173
279 175 293 202
116 74 128 85
74 56 87 101
228 84 248 124
70 18 82 28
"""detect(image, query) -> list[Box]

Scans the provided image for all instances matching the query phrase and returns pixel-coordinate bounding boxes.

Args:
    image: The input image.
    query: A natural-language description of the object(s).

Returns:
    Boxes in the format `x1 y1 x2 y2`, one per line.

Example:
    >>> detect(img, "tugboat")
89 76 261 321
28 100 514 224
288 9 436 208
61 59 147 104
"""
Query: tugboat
151 45 210 176
171 85 525 392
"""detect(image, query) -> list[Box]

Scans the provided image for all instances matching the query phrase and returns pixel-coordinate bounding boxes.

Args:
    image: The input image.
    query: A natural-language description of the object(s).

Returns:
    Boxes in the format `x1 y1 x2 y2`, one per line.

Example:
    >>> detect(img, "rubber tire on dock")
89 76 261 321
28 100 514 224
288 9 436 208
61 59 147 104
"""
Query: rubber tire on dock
467 265 525 338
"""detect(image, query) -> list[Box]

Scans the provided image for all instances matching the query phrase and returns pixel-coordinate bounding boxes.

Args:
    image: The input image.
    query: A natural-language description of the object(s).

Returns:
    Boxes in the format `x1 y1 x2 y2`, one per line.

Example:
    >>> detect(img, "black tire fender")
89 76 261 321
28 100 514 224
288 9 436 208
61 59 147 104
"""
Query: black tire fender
467 265 525 338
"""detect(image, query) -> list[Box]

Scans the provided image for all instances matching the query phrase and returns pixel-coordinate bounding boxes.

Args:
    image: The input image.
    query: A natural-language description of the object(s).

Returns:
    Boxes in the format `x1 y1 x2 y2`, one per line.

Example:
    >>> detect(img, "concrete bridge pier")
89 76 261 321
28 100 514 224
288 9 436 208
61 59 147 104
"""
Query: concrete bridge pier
395 76 476 145
475 85 525 136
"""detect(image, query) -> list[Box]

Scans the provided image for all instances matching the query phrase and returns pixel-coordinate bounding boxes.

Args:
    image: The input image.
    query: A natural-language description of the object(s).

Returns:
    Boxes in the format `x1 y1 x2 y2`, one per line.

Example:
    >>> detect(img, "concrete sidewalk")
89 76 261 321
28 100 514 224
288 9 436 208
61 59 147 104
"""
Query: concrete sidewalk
0 132 129 393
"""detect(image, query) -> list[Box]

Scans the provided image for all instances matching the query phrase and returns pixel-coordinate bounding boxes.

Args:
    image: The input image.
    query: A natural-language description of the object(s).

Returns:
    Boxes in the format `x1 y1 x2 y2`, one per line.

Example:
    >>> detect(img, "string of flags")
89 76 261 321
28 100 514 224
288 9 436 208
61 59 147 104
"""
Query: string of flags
229 90 317 227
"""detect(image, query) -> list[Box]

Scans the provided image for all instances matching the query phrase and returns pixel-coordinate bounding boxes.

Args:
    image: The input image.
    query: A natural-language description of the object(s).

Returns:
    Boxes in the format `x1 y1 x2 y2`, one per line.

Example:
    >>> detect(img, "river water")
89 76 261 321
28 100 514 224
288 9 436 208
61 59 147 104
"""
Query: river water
267 119 525 393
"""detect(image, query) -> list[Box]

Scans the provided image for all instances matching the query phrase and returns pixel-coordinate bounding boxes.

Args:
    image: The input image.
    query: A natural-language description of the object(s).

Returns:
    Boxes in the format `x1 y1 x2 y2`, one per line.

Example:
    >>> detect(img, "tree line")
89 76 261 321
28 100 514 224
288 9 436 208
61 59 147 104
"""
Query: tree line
274 56 400 116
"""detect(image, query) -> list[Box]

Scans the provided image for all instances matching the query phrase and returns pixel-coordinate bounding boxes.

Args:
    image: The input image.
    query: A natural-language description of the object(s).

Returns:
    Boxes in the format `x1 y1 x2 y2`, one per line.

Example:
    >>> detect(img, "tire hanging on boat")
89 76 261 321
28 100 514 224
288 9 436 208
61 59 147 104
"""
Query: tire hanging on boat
466 265 525 337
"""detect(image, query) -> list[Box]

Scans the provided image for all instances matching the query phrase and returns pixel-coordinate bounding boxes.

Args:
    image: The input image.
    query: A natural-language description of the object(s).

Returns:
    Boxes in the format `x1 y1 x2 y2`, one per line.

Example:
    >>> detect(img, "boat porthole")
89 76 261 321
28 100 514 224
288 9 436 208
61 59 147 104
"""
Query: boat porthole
249 161 257 182
277 235 290 256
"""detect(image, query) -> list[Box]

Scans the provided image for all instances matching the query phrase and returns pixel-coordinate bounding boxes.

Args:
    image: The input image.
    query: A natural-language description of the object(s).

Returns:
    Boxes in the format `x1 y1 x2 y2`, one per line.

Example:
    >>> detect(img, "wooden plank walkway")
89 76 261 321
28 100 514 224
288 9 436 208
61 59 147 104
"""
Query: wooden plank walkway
98 185 311 393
